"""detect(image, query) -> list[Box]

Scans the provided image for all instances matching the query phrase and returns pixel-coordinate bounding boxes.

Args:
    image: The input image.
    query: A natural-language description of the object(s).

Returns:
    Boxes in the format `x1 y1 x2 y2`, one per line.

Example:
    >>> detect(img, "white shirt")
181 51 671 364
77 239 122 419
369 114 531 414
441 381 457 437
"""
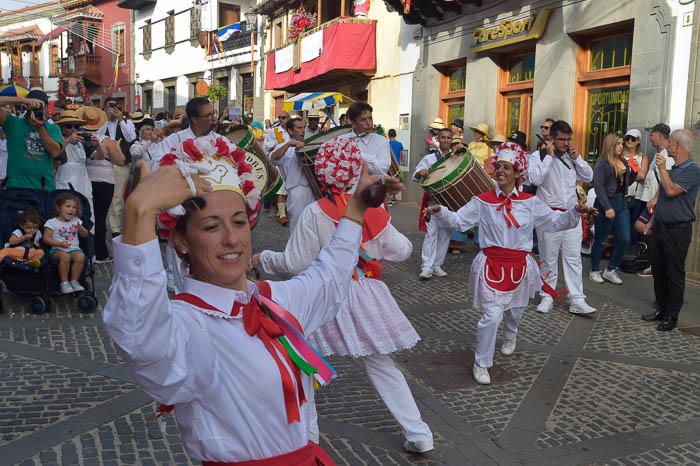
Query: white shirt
527 151 593 209
55 143 93 198
99 118 137 143
264 127 289 155
637 147 675 202
412 150 443 182
86 135 115 184
102 220 361 462
130 139 157 162
5 229 42 248
337 131 391 175
304 127 320 140
0 138 8 180
272 142 308 190
44 217 83 251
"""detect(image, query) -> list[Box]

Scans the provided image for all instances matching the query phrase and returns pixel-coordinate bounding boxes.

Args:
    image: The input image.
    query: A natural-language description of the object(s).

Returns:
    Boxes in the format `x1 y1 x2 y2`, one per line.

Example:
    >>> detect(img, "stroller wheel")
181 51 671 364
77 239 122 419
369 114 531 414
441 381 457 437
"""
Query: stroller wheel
30 296 47 314
78 294 98 314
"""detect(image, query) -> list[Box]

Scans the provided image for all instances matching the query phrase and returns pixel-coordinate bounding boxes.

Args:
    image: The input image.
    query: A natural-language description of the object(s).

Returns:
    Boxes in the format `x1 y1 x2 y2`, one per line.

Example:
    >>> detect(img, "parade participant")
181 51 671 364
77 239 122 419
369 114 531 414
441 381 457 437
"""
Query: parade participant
338 102 391 175
425 143 594 384
103 133 403 464
484 134 507 178
304 109 321 139
468 122 493 167
415 127 453 279
425 117 444 151
256 137 433 454
264 112 291 226
270 117 315 230
526 120 597 316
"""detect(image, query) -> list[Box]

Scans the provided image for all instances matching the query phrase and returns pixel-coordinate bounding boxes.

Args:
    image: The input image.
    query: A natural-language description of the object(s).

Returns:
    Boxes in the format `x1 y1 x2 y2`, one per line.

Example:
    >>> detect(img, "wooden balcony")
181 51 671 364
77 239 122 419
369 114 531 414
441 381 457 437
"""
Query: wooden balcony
60 54 102 83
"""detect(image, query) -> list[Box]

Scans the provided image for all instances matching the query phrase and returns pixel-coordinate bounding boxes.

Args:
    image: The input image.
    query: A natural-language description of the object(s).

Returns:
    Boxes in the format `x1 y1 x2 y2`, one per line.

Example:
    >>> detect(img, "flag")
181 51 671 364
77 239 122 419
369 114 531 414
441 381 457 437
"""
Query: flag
207 31 224 55
217 22 241 42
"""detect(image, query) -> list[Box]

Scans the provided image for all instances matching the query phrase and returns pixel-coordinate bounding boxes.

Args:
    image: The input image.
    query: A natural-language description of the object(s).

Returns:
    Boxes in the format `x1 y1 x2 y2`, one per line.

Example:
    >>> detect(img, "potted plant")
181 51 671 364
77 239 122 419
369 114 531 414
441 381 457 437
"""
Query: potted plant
207 81 228 104
288 6 317 41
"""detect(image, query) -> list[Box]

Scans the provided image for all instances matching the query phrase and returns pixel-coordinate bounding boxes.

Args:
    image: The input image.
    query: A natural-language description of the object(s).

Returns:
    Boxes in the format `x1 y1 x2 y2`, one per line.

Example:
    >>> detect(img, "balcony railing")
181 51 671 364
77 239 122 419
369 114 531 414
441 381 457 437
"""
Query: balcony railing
60 53 102 82
205 21 258 60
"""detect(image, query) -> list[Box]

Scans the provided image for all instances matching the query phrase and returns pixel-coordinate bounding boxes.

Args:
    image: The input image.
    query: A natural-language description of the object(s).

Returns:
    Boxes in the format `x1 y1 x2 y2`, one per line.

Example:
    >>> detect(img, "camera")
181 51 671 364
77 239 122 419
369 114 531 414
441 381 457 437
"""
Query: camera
31 108 43 120
79 132 98 158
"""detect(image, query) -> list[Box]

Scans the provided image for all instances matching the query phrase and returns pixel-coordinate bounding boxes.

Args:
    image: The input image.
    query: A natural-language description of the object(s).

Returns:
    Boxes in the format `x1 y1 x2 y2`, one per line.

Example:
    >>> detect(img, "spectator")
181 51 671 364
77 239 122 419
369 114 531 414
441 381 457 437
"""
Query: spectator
589 134 634 285
508 130 528 152
78 106 126 263
622 129 650 242
643 130 700 331
305 109 321 139
451 118 464 138
54 109 95 226
0 90 63 190
129 114 161 163
388 128 404 164
264 118 271 130
536 117 555 150
154 112 167 129
339 113 347 126
425 117 444 151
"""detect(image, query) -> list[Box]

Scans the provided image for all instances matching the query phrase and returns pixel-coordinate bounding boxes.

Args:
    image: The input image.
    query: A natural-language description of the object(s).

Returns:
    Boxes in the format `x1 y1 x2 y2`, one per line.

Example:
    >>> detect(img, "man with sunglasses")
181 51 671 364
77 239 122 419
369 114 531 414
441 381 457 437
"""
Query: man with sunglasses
527 120 596 316
263 112 291 226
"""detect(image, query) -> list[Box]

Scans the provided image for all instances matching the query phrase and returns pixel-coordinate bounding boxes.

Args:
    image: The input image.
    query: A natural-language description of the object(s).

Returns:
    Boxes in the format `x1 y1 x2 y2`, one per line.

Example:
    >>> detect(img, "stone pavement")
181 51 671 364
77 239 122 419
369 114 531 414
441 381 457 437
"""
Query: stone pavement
1 202 700 465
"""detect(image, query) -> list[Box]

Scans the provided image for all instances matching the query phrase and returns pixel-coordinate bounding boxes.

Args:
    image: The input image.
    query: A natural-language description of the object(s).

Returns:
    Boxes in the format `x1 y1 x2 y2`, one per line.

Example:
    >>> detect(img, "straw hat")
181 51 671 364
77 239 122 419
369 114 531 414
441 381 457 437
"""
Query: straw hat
130 111 146 123
490 133 507 145
56 109 85 126
469 122 491 139
76 106 107 130
428 117 445 130
307 109 321 119
451 135 464 146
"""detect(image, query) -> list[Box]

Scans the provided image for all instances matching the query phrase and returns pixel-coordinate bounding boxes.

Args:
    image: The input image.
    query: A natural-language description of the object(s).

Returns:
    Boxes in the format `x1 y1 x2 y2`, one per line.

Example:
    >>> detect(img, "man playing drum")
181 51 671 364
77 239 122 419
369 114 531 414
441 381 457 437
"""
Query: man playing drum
425 143 596 385
527 120 597 316
337 102 391 175
264 111 291 226
270 117 316 231
414 128 454 280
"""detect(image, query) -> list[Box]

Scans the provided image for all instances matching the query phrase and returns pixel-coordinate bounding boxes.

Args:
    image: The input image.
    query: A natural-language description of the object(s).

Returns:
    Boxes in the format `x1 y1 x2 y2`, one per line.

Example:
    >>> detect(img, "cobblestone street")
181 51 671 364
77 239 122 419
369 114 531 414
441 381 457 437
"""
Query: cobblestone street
1 203 700 465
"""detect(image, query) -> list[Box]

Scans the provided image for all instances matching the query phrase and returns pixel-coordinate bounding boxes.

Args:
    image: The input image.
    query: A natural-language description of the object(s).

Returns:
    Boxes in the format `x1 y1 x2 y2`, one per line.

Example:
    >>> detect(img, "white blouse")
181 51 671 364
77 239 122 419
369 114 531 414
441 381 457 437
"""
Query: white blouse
103 220 361 462
55 143 92 198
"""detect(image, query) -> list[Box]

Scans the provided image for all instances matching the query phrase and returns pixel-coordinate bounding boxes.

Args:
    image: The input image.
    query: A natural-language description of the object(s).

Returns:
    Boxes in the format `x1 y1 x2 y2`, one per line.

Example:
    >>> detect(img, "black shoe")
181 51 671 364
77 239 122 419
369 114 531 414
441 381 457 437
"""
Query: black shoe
656 319 677 331
642 310 665 322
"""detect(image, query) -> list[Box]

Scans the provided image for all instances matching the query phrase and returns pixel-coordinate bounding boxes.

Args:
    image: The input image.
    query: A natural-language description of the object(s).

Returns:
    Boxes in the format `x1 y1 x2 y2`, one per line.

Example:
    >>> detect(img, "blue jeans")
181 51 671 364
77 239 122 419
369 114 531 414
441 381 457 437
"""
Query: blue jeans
591 195 631 271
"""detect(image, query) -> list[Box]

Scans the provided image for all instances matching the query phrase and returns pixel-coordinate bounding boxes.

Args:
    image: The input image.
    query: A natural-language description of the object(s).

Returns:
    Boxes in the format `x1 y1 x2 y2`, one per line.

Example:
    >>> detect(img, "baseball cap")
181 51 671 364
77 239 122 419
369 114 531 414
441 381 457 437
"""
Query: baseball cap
624 128 641 139
650 123 670 137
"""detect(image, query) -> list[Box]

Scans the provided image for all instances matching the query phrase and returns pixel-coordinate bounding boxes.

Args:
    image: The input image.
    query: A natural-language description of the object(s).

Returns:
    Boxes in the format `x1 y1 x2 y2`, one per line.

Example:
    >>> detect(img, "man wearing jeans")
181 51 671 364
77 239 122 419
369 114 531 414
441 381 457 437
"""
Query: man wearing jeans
527 120 597 315
642 129 700 331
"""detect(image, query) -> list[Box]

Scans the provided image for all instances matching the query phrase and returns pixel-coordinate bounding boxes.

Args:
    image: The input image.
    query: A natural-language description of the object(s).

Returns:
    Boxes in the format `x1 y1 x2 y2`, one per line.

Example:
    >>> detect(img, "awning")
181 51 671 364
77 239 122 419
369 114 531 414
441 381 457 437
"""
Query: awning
36 25 67 46
283 92 353 112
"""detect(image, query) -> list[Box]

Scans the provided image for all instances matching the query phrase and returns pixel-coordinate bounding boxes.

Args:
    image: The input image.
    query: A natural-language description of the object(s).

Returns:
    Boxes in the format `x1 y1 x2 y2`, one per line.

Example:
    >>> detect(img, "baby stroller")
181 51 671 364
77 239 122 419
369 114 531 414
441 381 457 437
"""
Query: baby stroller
0 187 99 314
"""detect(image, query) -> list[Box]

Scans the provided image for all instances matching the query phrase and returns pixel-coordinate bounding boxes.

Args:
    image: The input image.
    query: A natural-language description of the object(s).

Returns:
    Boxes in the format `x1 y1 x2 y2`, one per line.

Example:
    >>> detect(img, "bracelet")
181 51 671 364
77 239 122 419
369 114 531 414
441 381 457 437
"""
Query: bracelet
341 215 363 226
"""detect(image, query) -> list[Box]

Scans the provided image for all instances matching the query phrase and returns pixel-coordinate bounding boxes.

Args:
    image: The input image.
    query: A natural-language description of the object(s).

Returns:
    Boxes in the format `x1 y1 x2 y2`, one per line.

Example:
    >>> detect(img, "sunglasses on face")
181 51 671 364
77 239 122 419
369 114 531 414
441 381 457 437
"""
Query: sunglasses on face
624 136 639 142
540 125 551 130
62 124 81 130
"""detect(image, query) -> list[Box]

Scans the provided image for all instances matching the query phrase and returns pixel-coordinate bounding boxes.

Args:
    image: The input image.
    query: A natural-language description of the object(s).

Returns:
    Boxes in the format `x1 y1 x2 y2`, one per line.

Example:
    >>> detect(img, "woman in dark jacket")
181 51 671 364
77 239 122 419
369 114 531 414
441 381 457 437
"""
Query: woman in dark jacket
590 133 635 285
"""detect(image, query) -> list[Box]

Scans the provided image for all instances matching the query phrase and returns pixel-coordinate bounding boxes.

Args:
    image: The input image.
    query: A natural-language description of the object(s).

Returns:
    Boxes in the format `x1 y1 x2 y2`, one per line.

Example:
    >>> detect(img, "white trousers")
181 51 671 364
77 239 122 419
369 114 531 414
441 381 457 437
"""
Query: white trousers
421 217 451 271
108 164 130 234
475 304 525 368
536 220 586 304
286 185 316 231
306 354 433 444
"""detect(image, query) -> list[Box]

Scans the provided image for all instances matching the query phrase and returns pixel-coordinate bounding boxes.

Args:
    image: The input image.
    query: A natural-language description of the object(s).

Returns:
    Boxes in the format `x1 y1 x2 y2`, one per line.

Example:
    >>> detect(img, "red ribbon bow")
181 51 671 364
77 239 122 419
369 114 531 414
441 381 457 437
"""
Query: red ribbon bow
496 194 521 228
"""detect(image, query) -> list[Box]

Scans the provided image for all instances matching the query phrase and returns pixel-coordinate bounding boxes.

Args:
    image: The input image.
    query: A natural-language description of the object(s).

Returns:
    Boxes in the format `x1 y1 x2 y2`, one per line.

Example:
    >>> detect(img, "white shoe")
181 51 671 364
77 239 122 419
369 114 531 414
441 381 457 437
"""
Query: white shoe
589 271 604 283
432 266 447 277
602 269 623 285
472 363 491 385
536 298 553 314
70 281 85 292
403 439 434 454
60 282 74 294
419 269 432 280
569 302 597 315
501 338 516 356
637 266 652 277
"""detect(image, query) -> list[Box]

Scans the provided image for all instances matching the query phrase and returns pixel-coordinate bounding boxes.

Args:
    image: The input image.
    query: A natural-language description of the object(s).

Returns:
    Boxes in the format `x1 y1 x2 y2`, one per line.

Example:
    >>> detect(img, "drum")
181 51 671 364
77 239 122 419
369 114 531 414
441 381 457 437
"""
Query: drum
420 149 495 211
297 125 354 199
223 124 267 160
244 149 283 198
389 155 402 181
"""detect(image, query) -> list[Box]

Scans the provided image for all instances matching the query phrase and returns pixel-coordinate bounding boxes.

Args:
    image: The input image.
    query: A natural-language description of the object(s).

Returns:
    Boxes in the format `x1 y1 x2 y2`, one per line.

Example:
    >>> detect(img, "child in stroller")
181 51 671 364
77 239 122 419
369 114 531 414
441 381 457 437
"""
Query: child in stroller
42 193 89 294
0 207 44 267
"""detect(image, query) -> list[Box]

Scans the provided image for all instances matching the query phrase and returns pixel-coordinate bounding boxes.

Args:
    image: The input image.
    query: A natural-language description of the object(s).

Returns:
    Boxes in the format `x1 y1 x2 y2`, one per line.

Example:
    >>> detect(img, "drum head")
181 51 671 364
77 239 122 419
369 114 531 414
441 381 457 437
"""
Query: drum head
298 125 354 159
421 149 472 190
244 150 269 195
222 124 252 147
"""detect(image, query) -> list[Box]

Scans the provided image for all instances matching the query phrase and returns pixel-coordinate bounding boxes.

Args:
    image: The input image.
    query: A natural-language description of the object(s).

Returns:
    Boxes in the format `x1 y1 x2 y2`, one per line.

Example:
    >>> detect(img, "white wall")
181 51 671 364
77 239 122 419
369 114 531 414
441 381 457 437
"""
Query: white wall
668 0 695 130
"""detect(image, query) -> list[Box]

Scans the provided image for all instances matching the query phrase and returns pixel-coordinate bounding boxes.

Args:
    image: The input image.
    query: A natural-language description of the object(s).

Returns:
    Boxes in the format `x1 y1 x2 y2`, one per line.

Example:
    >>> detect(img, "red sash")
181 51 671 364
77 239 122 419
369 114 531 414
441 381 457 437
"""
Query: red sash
203 442 335 466
482 247 527 292
418 192 430 233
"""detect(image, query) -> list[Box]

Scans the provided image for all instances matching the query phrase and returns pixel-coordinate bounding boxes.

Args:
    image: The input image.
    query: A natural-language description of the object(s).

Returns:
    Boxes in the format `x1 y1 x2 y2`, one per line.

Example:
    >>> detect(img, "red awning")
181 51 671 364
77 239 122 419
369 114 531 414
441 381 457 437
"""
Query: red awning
265 20 376 91
36 25 68 46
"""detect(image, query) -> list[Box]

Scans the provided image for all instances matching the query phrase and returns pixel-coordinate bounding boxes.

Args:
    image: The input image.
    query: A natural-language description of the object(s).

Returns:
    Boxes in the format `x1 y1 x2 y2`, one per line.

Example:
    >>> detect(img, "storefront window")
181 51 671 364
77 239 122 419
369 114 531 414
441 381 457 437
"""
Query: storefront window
448 67 466 92
506 98 521 136
447 104 465 128
438 61 466 127
509 54 535 83
585 86 629 159
590 34 632 71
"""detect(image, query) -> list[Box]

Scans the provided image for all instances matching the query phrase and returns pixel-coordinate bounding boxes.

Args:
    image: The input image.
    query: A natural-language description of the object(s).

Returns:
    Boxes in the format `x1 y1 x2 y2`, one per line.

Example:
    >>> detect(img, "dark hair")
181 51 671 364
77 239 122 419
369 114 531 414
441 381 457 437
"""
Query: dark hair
174 197 207 234
185 97 211 120
26 89 49 105
651 123 671 139
438 128 453 136
346 102 372 123
452 118 464 129
544 118 555 124
155 112 166 121
55 193 82 218
285 117 303 132
550 120 573 139
388 129 397 138
19 207 42 226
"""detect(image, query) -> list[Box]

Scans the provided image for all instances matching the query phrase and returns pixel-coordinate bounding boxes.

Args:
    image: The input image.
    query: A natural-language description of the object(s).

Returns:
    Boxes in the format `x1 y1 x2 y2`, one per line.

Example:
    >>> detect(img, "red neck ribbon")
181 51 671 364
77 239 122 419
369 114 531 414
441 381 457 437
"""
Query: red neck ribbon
496 194 521 228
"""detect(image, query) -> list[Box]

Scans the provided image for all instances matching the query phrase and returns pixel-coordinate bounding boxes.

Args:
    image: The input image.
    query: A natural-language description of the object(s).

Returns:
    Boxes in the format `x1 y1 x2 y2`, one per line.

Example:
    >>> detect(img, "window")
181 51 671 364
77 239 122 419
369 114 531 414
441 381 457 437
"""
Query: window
166 85 176 113
190 7 201 39
165 12 175 47
112 25 126 67
274 19 284 48
143 89 153 113
438 62 466 126
50 45 59 76
242 73 254 114
496 52 535 143
143 21 152 53
574 29 633 160
219 3 241 28
508 53 535 83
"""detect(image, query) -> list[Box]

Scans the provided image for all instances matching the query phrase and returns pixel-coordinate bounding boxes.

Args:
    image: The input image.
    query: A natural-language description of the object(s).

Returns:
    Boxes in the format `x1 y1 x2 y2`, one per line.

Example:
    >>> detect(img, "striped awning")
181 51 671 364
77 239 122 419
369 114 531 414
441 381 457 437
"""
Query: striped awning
283 92 353 112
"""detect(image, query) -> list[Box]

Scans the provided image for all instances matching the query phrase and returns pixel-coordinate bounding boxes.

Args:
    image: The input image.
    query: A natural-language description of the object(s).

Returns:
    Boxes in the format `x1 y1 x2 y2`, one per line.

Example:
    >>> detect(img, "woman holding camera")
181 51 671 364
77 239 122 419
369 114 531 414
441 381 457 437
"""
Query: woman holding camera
78 106 125 263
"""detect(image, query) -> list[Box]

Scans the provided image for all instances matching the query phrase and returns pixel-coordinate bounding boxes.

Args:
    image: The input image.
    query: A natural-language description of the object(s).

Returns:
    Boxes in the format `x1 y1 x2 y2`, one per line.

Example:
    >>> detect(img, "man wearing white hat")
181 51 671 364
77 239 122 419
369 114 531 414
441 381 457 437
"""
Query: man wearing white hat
424 117 444 151
304 109 321 139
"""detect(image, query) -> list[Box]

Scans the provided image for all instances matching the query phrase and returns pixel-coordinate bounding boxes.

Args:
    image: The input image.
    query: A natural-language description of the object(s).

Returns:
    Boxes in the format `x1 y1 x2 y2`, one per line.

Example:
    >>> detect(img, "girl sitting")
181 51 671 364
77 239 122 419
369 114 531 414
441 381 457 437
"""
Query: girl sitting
43 193 89 294
0 208 45 267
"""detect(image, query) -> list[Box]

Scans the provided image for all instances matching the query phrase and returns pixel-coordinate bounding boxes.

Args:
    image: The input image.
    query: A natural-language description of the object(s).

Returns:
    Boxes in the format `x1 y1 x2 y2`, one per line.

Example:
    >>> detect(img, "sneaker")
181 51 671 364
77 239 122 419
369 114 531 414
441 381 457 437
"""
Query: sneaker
403 439 434 454
569 302 597 315
536 298 553 314
602 269 623 285
589 271 604 283
277 216 289 226
501 338 516 356
432 266 447 277
472 363 491 385
419 269 433 280
95 257 113 264
70 281 85 292
60 282 74 294
637 266 652 277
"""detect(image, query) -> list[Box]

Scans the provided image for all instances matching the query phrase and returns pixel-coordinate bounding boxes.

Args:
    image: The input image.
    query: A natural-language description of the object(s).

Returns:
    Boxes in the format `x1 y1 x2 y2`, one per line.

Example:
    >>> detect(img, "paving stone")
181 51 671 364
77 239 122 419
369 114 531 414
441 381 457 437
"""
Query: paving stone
598 440 700 465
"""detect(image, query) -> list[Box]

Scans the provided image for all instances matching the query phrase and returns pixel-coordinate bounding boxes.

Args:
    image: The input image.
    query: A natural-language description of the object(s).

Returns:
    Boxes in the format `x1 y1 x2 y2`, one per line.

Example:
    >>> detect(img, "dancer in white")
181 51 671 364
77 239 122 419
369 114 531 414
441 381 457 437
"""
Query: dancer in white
426 143 595 384
256 137 434 454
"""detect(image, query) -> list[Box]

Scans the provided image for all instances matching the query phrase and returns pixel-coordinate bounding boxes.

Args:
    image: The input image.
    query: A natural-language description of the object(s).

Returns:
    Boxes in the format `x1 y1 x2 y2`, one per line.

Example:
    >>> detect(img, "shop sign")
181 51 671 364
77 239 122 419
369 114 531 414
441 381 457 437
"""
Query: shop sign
472 8 551 52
